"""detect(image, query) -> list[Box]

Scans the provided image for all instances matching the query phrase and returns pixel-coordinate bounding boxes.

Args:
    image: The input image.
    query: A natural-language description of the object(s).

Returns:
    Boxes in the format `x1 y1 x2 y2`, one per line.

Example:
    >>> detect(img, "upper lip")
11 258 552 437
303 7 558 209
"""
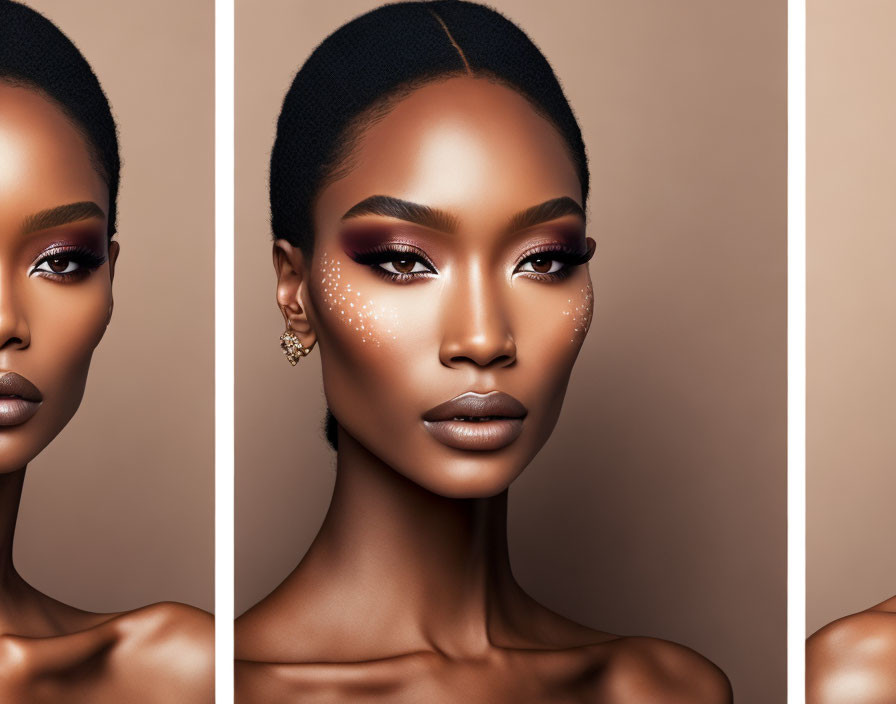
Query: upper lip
0 372 43 402
423 391 527 422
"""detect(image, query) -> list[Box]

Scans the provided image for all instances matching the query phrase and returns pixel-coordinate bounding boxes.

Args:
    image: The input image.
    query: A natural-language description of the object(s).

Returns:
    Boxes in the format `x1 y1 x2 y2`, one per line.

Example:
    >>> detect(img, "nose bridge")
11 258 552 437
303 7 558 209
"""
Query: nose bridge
0 264 29 351
439 256 516 368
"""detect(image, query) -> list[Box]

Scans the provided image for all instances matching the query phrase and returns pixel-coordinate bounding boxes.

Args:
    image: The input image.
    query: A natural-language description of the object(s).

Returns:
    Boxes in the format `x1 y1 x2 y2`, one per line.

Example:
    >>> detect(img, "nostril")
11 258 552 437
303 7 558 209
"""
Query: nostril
448 350 516 369
0 336 26 351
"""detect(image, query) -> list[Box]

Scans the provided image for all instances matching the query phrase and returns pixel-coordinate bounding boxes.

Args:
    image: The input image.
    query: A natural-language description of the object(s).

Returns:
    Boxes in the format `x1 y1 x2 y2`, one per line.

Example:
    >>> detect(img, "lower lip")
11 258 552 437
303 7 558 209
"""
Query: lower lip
423 418 524 451
0 397 41 427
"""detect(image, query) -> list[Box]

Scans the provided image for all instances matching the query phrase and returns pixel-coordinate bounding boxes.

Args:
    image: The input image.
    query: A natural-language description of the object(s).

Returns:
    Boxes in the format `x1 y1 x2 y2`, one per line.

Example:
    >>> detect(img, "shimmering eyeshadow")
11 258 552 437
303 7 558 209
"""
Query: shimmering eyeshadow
23 222 107 265
340 223 433 254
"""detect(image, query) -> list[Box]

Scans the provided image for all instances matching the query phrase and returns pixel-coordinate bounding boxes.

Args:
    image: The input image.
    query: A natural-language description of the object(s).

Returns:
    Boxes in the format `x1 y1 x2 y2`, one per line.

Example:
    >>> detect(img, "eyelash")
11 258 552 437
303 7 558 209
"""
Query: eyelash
349 244 593 283
30 246 106 282
515 245 593 281
349 244 438 283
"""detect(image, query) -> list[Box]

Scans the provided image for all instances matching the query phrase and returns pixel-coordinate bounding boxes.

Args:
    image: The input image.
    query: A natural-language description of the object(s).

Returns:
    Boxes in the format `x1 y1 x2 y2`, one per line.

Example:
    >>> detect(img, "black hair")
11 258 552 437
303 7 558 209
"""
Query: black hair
0 0 120 237
271 0 589 450
271 0 589 255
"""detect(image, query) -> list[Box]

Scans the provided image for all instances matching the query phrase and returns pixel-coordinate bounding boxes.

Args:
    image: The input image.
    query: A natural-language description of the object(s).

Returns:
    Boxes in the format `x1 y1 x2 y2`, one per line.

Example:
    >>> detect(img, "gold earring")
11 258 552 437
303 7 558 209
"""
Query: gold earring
280 327 311 366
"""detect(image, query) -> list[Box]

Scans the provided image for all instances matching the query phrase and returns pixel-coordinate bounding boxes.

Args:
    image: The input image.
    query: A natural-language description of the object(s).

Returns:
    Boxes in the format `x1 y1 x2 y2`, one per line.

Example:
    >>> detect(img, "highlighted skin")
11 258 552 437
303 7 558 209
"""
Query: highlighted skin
241 76 729 703
0 83 212 703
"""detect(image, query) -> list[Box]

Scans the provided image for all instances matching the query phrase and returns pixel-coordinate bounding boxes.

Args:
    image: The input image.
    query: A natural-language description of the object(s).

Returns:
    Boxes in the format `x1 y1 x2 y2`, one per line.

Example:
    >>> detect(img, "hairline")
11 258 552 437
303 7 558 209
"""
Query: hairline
302 69 585 256
0 75 113 200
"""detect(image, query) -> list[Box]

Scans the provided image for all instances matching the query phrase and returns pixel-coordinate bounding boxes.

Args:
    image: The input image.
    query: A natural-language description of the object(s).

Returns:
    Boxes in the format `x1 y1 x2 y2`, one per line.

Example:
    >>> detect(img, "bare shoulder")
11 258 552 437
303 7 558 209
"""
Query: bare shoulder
0 602 213 703
110 602 214 701
807 606 896 704
598 637 732 704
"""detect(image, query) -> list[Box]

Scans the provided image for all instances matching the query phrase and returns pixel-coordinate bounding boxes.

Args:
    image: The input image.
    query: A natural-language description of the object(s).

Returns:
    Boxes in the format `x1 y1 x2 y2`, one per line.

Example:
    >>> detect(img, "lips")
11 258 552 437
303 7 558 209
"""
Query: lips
0 372 43 427
422 391 527 451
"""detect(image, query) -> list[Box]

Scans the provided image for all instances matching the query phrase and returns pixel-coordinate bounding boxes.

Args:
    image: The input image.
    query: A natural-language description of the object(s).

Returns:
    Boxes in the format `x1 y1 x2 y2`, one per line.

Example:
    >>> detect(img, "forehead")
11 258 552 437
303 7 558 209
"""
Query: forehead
0 83 107 231
316 76 581 230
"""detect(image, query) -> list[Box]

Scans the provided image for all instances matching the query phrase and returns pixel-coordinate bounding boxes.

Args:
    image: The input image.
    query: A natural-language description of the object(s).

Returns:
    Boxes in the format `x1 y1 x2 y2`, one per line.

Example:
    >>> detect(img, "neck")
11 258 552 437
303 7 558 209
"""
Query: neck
0 468 44 631
0 468 25 583
289 429 533 658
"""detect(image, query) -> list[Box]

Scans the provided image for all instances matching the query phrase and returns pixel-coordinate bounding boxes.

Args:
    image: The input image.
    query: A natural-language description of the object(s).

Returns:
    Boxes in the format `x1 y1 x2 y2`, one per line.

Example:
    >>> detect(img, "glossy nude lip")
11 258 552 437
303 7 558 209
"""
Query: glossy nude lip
422 391 527 451
0 372 43 427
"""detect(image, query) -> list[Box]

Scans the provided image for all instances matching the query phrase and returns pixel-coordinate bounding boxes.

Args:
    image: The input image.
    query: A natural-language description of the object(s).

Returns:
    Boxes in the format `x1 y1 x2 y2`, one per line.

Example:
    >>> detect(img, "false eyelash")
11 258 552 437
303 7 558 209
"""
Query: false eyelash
347 243 438 282
515 244 594 281
30 245 107 281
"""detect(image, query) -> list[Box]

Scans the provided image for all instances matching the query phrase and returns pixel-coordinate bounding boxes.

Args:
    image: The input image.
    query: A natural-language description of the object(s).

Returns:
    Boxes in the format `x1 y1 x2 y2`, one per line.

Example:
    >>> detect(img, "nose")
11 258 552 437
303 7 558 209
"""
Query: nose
439 263 516 369
0 270 30 352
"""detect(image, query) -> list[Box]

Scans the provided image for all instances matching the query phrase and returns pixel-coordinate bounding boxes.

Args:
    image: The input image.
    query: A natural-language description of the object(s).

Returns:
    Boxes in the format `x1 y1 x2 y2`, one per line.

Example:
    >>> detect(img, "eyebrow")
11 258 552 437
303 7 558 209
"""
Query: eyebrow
22 201 106 234
342 195 459 233
504 197 586 234
341 195 585 235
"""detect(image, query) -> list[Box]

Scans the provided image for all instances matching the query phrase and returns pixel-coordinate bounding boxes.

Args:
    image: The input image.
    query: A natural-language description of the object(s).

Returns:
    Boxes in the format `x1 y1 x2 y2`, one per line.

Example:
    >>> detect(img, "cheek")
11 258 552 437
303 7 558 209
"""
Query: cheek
32 277 111 401
565 280 594 343
316 253 400 347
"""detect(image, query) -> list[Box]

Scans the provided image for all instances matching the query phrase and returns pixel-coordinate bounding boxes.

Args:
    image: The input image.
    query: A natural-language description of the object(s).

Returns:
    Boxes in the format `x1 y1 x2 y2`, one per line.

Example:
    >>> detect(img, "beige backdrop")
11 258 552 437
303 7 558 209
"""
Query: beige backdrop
235 1 786 701
14 0 214 613
807 1 896 635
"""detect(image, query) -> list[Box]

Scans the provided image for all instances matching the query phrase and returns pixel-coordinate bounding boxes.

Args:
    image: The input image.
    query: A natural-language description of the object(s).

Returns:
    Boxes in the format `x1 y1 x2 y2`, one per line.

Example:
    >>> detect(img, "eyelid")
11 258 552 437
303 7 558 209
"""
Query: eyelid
29 244 106 276
347 242 439 274
513 243 592 269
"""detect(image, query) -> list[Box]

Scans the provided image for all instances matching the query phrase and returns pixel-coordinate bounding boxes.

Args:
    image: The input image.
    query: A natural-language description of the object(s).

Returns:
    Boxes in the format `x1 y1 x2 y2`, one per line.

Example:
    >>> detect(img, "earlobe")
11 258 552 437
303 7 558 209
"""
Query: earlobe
273 239 317 347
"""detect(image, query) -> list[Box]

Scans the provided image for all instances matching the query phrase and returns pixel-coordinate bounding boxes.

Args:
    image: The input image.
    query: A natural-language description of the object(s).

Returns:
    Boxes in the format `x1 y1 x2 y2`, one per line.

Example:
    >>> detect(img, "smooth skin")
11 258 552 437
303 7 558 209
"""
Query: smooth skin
0 84 212 702
807 596 896 704
236 76 730 703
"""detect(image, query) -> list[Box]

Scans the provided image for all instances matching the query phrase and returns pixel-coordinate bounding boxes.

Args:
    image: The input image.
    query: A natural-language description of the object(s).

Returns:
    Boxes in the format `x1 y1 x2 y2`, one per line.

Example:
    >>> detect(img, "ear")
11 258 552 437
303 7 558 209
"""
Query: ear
106 240 120 326
108 239 121 282
273 239 317 347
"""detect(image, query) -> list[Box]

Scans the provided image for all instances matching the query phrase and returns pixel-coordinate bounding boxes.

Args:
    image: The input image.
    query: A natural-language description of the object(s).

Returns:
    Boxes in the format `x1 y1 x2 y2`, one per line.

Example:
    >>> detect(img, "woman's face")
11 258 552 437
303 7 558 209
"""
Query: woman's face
284 76 593 498
0 84 117 473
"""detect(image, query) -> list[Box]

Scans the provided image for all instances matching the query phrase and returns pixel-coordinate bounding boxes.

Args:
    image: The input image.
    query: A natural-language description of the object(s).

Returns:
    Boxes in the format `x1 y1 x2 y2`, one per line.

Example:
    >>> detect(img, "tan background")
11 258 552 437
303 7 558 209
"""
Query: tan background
13 0 214 613
236 1 786 700
807 1 896 635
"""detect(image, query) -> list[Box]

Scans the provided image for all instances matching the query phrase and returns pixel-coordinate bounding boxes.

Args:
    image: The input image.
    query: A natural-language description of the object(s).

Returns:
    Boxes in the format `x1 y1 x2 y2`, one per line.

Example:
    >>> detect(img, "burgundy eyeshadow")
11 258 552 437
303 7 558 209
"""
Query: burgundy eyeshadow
24 223 107 263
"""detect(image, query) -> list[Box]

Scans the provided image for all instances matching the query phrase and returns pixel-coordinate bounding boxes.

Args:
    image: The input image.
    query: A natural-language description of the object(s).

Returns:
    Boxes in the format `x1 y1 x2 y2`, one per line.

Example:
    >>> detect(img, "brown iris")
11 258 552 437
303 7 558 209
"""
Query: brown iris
392 259 415 274
47 257 70 273
530 257 552 273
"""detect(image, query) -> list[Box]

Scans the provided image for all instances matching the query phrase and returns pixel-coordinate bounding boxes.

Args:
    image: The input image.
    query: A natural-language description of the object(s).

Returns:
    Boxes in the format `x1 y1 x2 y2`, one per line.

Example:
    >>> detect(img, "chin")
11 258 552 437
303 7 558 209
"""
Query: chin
406 454 527 499
0 433 47 473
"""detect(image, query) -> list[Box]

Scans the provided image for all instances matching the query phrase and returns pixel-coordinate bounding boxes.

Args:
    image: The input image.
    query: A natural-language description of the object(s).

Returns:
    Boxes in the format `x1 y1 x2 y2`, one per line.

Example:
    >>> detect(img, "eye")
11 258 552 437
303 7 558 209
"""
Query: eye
348 245 438 281
517 256 565 275
33 256 81 275
30 246 106 281
378 258 431 275
514 243 595 280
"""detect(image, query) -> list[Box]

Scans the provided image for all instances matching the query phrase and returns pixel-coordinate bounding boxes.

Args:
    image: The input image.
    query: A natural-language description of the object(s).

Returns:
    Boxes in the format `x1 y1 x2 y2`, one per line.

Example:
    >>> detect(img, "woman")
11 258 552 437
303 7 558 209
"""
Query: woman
0 1 212 701
236 1 731 701
807 596 896 702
